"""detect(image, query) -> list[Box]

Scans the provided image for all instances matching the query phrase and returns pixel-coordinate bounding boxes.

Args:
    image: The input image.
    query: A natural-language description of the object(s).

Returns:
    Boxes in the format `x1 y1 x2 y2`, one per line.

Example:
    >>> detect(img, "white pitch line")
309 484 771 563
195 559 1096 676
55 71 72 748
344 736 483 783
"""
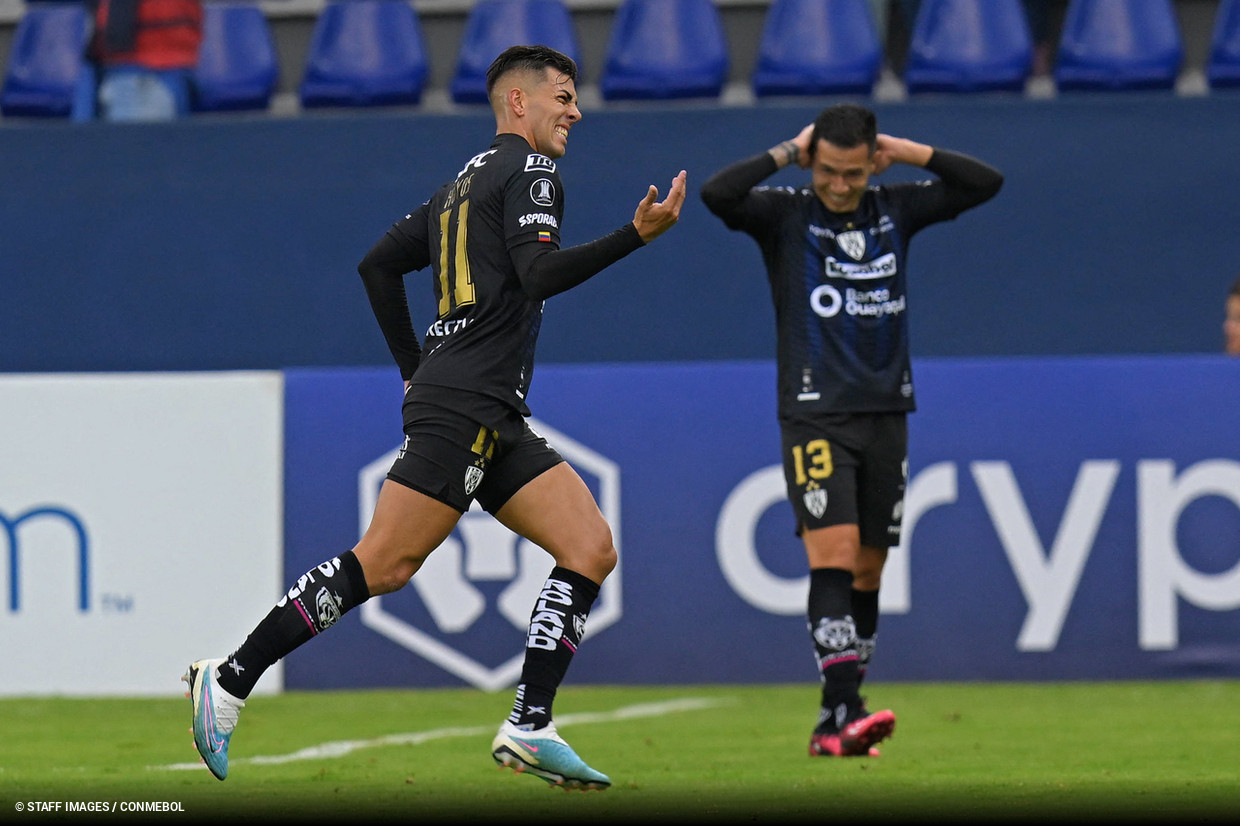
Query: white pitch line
156 696 727 771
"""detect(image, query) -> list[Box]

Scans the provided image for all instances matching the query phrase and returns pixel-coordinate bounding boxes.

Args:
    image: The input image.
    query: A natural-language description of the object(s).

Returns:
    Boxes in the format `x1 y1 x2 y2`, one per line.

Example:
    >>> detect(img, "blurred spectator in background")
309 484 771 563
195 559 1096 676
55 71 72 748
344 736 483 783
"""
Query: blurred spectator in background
873 0 1062 79
1225 277 1240 356
1022 0 1058 77
86 0 202 121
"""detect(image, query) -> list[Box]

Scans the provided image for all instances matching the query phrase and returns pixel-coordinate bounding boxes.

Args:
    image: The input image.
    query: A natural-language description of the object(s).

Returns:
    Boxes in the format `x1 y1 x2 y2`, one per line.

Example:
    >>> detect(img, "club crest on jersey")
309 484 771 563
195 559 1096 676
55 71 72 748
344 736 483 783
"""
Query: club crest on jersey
529 178 556 207
836 230 867 260
464 465 484 496
804 487 828 519
525 153 556 173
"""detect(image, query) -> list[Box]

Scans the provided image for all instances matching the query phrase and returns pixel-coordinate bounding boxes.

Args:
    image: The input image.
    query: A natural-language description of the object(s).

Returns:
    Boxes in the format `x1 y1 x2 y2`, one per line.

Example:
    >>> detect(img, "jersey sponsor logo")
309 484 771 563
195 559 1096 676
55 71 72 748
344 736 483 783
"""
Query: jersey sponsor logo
810 284 906 319
810 284 842 318
845 286 906 318
825 252 897 280
518 212 559 228
529 178 556 207
836 230 867 260
524 153 556 173
426 317 472 338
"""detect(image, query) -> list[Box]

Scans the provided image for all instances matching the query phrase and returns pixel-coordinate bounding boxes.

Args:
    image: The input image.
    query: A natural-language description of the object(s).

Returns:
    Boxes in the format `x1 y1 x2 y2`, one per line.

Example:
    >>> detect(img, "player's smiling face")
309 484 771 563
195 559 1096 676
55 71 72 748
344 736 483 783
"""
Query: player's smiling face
811 140 874 213
528 68 580 159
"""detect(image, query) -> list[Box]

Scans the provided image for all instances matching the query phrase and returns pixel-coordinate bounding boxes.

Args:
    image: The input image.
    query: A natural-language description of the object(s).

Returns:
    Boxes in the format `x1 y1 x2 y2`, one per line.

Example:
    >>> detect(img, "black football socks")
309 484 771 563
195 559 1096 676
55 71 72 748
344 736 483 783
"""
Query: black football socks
507 566 600 731
215 550 371 700
851 586 879 688
808 567 862 733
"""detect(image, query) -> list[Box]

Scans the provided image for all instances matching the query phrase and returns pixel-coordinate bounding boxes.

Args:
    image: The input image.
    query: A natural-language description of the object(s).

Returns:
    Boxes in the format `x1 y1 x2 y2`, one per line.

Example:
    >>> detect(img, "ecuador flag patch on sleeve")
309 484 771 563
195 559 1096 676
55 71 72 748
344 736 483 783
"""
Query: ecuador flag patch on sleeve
538 231 552 242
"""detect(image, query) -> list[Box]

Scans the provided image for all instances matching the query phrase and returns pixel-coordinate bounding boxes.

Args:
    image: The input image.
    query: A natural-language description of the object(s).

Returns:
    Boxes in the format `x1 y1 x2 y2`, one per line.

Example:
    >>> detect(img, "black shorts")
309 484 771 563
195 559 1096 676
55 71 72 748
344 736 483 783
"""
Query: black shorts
386 386 564 514
778 411 908 548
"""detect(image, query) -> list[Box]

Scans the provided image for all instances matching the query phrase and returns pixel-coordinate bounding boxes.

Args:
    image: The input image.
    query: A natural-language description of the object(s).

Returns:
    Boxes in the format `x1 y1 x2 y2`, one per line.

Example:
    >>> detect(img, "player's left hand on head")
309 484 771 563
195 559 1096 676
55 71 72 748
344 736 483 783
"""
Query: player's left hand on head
632 170 688 243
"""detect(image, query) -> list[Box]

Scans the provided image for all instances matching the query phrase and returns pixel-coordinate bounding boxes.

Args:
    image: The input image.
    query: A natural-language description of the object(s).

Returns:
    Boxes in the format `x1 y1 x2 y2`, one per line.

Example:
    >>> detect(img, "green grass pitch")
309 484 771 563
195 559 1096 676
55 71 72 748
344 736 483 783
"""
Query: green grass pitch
2 681 1238 824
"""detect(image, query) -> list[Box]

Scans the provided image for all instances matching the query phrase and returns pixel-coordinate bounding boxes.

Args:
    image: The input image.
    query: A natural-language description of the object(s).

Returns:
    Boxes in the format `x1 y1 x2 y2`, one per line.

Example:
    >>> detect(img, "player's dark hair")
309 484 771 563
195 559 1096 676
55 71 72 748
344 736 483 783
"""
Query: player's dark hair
485 45 579 96
1230 276 1240 298
810 103 878 160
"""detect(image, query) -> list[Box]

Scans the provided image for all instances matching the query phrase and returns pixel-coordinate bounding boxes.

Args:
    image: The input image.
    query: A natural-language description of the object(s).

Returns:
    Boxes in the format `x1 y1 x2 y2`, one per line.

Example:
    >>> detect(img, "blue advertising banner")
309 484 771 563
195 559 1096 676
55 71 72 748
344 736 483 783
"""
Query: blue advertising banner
283 357 1240 690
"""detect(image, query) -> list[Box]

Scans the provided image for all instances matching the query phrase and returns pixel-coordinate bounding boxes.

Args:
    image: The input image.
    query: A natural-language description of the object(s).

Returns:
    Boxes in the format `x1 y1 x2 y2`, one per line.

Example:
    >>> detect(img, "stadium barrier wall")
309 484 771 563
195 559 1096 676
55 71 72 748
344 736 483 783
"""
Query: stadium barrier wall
0 372 284 697
3 356 1236 696
3 95 1240 375
282 356 1240 691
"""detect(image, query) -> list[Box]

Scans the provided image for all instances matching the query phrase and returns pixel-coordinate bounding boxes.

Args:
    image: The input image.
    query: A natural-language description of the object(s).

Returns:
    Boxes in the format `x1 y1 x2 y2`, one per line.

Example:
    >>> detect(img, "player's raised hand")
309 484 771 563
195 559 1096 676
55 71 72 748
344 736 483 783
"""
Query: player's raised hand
873 134 934 175
632 170 688 242
790 123 814 168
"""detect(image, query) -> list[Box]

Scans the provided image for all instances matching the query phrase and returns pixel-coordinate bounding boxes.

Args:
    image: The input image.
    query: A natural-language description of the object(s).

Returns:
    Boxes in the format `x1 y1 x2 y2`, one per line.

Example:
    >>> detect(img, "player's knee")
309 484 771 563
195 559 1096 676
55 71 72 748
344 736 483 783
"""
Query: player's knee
563 520 617 581
592 536 618 579
853 547 887 590
852 569 882 591
354 544 428 596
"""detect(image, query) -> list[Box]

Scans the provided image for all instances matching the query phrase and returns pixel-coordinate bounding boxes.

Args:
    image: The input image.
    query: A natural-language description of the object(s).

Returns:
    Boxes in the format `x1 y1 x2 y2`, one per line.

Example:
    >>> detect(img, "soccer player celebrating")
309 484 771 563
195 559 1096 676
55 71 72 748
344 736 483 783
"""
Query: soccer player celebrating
184 45 686 789
701 104 1002 756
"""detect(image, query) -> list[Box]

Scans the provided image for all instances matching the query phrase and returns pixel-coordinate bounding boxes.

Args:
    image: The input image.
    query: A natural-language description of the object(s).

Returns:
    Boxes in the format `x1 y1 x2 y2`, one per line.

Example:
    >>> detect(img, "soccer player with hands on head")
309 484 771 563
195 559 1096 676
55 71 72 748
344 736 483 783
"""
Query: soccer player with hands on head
702 103 1002 758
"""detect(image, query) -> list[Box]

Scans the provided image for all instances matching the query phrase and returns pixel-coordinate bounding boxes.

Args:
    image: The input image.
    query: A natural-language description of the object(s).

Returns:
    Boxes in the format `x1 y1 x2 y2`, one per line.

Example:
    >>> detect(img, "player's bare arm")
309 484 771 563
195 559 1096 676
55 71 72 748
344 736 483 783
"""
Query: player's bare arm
632 170 688 242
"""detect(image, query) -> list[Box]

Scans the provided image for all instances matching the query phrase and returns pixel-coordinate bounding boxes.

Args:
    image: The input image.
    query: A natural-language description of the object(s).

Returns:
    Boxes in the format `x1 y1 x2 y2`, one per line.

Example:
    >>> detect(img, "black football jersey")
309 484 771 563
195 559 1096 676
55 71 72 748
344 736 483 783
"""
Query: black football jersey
726 181 951 414
389 133 566 416
704 150 1000 416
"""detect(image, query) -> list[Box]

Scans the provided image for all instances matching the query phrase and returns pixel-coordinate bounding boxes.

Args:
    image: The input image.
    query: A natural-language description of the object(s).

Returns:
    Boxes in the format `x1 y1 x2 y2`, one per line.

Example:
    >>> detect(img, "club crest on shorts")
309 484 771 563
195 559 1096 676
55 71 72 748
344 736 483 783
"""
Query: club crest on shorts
836 229 867 260
803 487 828 519
464 465 484 496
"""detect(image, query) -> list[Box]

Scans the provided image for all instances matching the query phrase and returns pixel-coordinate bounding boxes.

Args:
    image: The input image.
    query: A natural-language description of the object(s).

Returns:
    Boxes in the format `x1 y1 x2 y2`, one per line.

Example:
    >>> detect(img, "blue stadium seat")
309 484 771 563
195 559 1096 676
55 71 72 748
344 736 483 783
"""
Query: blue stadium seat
599 0 728 101
1207 0 1240 88
1054 0 1183 91
0 3 93 118
904 0 1033 93
450 0 581 104
752 0 882 97
299 0 429 108
192 2 280 112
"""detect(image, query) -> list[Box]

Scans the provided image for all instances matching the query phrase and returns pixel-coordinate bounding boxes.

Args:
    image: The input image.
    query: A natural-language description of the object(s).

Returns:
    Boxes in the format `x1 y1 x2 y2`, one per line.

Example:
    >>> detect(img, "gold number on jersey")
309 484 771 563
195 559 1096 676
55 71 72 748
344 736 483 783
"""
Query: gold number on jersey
437 199 476 318
792 439 833 486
